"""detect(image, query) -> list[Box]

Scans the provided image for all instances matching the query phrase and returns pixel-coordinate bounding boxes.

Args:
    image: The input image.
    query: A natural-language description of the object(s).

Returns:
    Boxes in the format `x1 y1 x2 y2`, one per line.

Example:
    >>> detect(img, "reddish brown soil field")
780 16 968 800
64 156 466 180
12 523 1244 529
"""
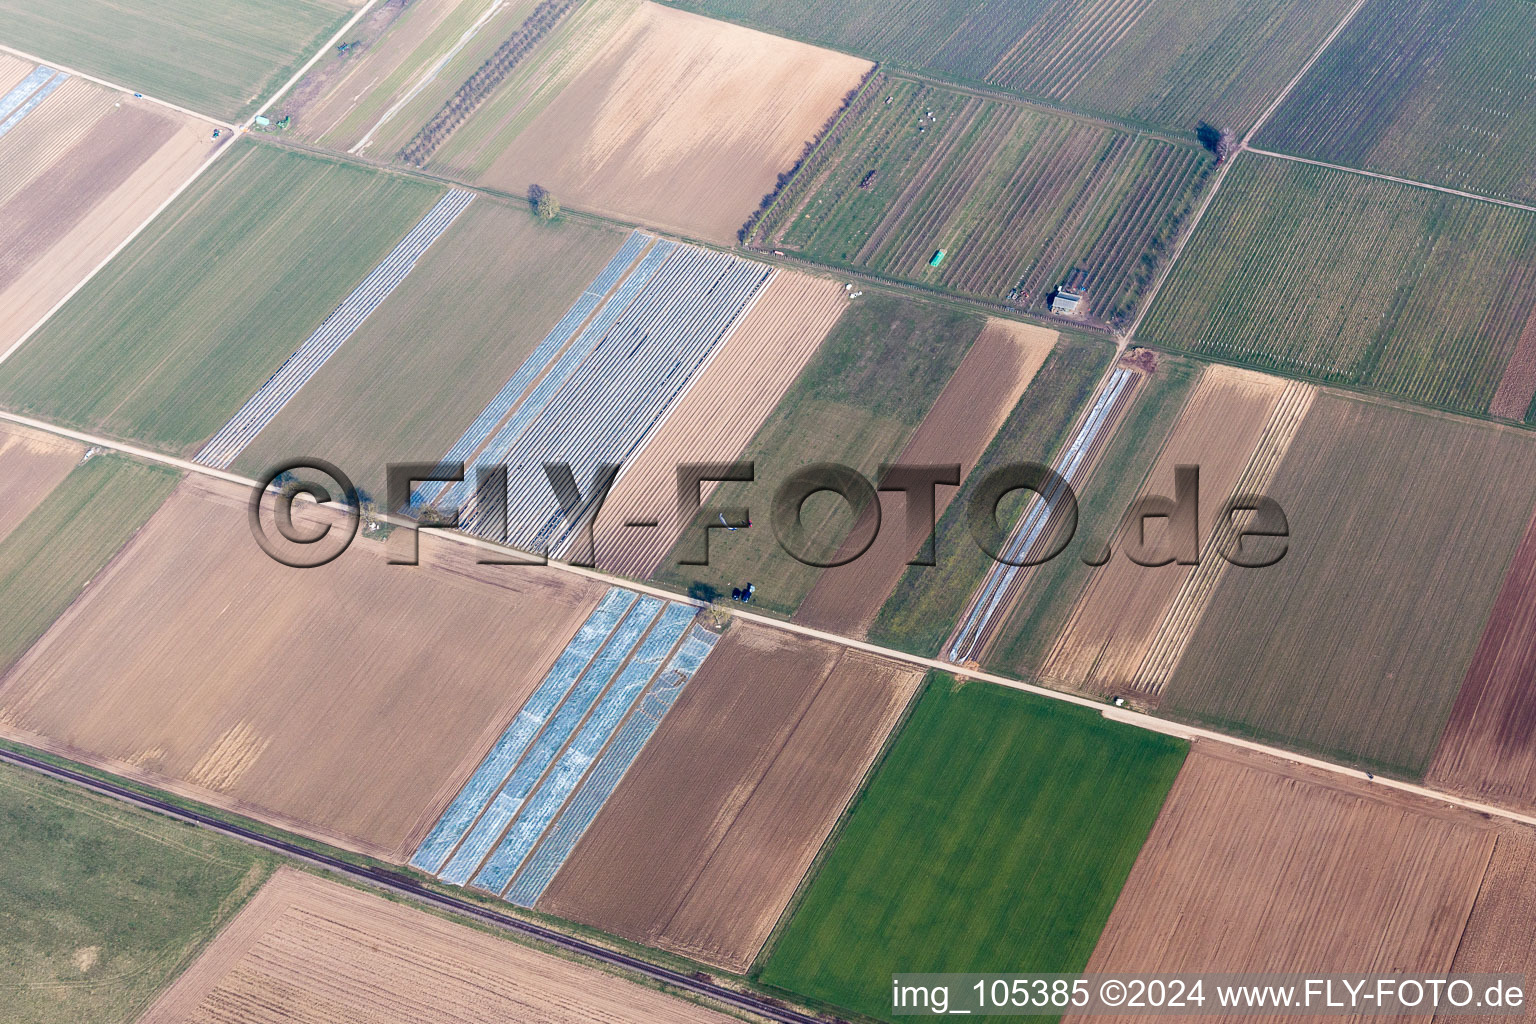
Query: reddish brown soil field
140 869 735 1023
595 270 846 578
537 622 921 972
1428 505 1536 814
1072 744 1496 1024
1043 365 1284 693
1488 274 1536 419
1437 828 1536 1024
795 319 1055 637
0 475 602 860
0 421 81 543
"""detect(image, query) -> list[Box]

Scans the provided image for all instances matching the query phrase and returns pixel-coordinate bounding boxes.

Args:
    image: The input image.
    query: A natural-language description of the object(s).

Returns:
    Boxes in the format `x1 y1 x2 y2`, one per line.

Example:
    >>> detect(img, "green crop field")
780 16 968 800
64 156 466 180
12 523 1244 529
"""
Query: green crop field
1140 156 1536 415
233 200 625 489
761 678 1186 1022
758 75 1212 328
0 454 178 676
869 338 1112 657
983 358 1198 677
1257 0 1536 203
0 0 351 121
661 0 1352 133
654 294 982 616
1165 393 1536 775
0 760 275 1024
0 141 442 456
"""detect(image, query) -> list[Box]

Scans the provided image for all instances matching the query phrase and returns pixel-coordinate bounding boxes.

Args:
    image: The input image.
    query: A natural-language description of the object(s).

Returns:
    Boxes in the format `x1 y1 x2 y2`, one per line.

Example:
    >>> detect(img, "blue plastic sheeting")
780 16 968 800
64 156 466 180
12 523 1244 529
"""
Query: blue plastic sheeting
0 68 66 139
436 595 664 886
506 622 720 906
437 239 678 519
475 601 698 895
420 231 653 507
464 246 771 550
197 189 476 469
408 587 636 873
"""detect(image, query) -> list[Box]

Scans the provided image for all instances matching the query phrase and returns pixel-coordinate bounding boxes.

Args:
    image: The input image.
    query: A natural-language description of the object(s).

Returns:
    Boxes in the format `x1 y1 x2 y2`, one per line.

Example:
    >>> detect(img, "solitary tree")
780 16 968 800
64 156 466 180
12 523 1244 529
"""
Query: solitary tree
529 184 560 220
1196 121 1236 163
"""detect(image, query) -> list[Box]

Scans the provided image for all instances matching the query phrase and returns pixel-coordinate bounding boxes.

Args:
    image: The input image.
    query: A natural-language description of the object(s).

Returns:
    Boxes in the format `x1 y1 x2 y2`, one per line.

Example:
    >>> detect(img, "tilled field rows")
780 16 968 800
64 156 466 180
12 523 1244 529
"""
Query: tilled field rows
412 586 721 909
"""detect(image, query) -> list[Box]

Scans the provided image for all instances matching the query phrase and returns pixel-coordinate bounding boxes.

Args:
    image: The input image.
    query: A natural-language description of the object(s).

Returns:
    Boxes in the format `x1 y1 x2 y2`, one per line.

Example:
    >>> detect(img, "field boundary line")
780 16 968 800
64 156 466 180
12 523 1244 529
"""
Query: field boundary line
1124 0 1370 343
3 405 1535 835
0 42 231 127
1248 148 1536 215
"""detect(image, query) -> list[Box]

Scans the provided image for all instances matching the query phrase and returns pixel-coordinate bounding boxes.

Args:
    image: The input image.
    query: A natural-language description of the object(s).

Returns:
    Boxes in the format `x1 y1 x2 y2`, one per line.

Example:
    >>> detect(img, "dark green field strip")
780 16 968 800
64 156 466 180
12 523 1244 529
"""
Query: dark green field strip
0 141 443 455
0 0 351 121
1165 392 1536 776
869 338 1111 657
768 76 1211 327
0 453 178 676
1257 0 1536 203
653 293 983 616
659 0 1352 134
1140 155 1536 415
982 357 1199 678
0 752 275 1024
760 677 1187 1023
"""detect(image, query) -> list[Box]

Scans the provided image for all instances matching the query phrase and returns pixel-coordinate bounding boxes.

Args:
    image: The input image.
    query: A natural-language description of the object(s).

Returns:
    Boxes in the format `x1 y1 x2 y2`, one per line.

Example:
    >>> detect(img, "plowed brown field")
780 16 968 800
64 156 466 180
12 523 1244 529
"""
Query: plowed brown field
1437 828 1536 1024
139 868 736 1024
1428 506 1536 815
595 270 847 578
1073 744 1496 1024
0 421 81 543
1488 303 1536 420
795 319 1055 637
441 1 871 244
1042 366 1284 693
538 622 920 972
0 79 218 357
0 475 602 860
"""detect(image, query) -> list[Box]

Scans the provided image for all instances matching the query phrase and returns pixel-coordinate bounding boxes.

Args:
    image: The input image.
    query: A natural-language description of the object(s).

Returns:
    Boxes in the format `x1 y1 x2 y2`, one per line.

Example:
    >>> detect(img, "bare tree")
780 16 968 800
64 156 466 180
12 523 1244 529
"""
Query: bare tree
1197 121 1236 163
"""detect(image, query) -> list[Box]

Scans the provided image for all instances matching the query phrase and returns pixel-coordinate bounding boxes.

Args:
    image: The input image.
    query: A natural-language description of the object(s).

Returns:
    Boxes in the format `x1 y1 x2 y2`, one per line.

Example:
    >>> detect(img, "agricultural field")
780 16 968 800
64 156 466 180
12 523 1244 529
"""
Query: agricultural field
280 0 542 156
0 452 178 677
761 679 1186 1022
0 0 352 121
0 63 220 359
868 338 1111 657
0 474 606 860
0 759 274 1024
1140 155 1536 416
1074 743 1499 1023
1161 392 1536 775
660 0 1354 133
539 623 922 972
1257 0 1536 204
0 141 442 455
0 422 80 543
139 869 738 1024
653 293 982 617
414 234 774 556
417 0 872 245
1428 507 1536 816
759 74 1213 325
1037 366 1308 694
1441 828 1536 998
232 198 627 487
596 269 849 579
795 319 1056 638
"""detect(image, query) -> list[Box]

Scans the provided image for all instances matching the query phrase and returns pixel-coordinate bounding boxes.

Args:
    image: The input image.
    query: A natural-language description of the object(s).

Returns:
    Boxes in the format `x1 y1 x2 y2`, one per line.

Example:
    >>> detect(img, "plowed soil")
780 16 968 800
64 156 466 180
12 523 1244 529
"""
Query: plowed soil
139 868 736 1023
595 270 847 578
0 421 81 543
1042 365 1283 693
795 319 1055 637
537 622 920 972
1073 744 1496 1024
0 474 603 860
1437 827 1536 1024
1488 302 1536 420
1428 505 1536 815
